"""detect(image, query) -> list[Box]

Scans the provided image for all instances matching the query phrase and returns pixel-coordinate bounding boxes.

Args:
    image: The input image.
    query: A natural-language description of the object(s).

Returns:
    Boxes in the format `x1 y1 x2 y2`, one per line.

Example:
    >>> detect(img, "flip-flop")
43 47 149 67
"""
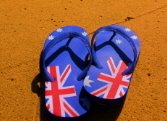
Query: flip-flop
83 25 140 102
40 26 91 118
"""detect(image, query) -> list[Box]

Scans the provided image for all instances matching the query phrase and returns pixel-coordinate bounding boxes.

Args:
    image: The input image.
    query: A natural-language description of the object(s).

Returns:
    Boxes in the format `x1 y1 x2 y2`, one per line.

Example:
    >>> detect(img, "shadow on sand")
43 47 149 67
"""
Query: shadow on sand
31 74 126 121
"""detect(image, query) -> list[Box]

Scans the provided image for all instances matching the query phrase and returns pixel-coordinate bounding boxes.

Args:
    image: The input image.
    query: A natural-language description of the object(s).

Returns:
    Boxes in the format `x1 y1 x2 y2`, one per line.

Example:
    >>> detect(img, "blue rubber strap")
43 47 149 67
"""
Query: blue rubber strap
42 32 91 81
91 26 138 75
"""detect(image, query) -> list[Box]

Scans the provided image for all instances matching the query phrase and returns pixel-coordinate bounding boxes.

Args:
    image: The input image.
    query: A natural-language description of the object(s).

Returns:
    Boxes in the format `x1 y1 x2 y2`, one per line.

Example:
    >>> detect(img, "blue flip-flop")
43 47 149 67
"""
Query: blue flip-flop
83 25 140 101
40 26 91 118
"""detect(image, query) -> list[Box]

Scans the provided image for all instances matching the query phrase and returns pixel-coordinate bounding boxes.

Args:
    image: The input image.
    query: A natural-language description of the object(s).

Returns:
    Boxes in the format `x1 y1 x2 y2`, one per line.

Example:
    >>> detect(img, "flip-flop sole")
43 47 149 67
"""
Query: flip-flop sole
84 25 140 100
42 26 90 117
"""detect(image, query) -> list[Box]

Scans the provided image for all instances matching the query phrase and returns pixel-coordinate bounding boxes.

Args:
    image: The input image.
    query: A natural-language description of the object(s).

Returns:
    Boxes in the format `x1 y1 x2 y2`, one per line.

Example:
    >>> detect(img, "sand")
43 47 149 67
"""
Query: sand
0 0 167 121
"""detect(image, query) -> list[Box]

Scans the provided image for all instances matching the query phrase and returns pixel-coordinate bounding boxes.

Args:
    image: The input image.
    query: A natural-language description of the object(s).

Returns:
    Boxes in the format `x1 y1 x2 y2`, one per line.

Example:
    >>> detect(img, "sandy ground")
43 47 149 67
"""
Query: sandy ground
0 0 167 121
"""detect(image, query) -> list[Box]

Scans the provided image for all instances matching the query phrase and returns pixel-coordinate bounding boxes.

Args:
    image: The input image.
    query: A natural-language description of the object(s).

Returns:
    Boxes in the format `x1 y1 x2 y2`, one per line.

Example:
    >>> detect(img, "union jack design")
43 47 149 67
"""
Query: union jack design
45 65 79 117
91 57 132 99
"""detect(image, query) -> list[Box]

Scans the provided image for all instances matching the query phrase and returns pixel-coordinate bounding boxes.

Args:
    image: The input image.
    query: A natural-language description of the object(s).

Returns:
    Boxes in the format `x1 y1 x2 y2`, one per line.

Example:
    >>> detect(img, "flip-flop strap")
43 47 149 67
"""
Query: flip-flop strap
91 25 138 75
42 32 91 81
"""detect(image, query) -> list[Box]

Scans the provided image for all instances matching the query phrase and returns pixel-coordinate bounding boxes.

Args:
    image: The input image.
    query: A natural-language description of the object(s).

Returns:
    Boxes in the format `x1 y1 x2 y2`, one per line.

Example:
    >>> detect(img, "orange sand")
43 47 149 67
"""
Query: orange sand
0 0 167 121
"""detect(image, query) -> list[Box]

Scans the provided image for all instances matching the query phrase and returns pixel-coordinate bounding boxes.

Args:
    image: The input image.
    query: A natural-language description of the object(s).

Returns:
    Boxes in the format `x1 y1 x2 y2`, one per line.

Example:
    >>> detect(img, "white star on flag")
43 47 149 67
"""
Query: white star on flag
84 76 94 87
115 39 122 44
125 28 131 32
82 32 87 36
131 35 138 40
56 28 63 32
48 35 54 40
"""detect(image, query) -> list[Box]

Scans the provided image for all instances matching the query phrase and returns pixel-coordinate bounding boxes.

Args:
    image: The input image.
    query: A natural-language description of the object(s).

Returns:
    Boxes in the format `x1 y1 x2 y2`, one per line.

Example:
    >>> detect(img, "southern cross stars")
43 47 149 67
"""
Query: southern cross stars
56 28 63 32
82 32 87 36
115 39 122 44
131 35 138 40
124 28 131 32
48 35 54 40
84 76 94 87
124 27 138 40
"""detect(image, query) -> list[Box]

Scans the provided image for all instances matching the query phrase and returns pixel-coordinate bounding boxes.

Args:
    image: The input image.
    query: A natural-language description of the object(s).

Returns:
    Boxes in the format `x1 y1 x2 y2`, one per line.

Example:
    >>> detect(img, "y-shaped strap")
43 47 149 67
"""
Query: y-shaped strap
41 32 91 81
91 26 138 75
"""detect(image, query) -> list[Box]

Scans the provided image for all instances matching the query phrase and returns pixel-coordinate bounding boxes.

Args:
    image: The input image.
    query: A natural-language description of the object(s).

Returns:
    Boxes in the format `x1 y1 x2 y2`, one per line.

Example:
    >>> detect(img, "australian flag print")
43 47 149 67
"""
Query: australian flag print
85 57 132 99
45 65 80 117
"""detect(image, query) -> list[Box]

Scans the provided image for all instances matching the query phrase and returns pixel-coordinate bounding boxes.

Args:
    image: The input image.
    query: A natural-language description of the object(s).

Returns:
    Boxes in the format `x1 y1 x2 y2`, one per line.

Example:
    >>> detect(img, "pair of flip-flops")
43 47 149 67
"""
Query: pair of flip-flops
40 25 140 118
